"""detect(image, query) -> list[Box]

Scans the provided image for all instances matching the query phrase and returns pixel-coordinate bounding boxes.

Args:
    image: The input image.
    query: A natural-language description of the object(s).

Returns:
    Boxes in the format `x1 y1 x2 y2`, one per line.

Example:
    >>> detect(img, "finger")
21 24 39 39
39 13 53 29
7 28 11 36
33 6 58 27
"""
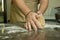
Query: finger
36 15 40 19
27 22 32 31
35 13 39 19
24 23 28 30
32 17 43 29
36 14 42 19
30 20 37 31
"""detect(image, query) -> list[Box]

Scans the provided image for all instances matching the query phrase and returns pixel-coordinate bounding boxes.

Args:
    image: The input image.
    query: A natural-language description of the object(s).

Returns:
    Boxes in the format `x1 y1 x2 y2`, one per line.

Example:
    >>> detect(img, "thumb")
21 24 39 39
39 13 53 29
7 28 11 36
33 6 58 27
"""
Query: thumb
36 13 42 19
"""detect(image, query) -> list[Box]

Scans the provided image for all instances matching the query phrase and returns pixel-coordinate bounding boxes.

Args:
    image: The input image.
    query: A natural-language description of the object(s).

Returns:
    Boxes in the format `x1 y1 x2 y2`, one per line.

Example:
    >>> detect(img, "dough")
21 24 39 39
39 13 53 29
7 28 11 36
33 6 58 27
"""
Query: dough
38 14 45 29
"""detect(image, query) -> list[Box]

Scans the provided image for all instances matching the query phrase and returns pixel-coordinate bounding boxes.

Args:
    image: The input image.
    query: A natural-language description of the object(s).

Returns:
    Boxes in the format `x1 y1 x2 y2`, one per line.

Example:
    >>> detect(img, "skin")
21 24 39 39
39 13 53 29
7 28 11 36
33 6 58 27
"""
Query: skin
37 0 48 14
13 0 48 31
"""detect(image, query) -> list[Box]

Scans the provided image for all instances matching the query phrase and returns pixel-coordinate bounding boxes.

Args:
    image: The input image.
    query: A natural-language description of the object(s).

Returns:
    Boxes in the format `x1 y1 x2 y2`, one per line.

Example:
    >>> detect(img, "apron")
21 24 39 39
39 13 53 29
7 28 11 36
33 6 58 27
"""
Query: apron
10 0 45 27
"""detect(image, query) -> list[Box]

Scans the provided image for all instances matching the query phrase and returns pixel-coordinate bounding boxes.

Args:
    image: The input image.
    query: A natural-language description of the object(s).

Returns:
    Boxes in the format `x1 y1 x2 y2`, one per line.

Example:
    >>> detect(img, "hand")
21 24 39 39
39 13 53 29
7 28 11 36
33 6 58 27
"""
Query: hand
24 12 42 31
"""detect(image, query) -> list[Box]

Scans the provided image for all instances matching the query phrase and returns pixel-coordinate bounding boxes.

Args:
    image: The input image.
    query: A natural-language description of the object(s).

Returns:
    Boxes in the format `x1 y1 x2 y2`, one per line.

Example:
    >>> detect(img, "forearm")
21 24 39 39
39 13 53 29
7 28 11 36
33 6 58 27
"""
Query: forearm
38 0 48 14
13 0 31 15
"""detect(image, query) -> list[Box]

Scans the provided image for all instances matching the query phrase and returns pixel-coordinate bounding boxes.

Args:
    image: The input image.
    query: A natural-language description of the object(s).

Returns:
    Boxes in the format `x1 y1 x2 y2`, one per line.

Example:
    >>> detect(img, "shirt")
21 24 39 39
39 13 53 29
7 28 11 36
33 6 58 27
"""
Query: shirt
10 0 38 23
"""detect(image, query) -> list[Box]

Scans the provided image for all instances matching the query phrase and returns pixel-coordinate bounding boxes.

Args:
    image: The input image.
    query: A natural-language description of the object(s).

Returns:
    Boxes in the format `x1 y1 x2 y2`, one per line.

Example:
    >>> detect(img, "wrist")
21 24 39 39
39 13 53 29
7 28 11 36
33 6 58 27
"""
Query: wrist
25 11 32 17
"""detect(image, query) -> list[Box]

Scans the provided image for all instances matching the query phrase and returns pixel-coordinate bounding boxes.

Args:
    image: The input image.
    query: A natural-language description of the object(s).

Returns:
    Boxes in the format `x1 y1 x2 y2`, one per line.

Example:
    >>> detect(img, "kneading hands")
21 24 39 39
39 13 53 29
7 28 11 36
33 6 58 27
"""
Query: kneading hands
25 12 44 31
13 0 48 31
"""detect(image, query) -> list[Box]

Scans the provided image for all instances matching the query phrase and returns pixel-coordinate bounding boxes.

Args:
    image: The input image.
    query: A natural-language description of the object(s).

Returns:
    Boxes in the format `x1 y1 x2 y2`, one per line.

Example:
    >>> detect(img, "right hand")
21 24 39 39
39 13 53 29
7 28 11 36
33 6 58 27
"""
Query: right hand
24 12 42 31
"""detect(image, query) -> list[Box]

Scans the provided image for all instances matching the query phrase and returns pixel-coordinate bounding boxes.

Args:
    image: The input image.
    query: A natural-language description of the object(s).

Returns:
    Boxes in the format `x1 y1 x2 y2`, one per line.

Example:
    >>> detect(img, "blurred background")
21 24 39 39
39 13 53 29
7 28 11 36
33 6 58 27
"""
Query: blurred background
0 0 4 23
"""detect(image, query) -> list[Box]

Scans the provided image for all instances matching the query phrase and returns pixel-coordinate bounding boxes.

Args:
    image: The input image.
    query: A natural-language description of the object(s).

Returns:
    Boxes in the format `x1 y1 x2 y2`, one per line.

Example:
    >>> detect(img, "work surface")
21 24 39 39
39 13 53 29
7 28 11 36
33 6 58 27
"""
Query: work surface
0 21 60 40
0 26 60 40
